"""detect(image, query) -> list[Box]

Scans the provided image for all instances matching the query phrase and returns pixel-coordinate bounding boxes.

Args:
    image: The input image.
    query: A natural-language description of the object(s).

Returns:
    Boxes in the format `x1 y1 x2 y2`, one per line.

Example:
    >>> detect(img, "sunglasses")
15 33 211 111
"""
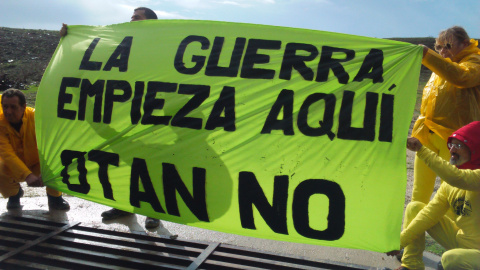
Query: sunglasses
448 142 464 150
434 43 452 52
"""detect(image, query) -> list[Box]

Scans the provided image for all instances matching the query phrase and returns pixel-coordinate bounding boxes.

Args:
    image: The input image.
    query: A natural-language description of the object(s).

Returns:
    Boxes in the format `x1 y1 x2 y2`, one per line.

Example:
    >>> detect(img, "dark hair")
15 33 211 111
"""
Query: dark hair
1 89 26 106
134 7 158 20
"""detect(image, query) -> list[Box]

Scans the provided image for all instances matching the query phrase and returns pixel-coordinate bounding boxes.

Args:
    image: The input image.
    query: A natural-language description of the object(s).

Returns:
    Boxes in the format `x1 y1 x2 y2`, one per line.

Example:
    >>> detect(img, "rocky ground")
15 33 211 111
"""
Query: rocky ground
0 27 59 90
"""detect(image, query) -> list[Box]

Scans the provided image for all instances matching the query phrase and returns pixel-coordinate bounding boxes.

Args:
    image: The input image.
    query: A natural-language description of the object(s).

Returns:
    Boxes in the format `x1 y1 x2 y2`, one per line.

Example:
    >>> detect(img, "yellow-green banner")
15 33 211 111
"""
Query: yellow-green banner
36 20 422 252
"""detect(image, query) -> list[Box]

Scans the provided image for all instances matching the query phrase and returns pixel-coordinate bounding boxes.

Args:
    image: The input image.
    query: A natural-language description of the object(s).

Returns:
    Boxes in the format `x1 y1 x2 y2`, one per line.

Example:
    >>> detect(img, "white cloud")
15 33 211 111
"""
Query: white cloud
163 0 211 9
154 10 189 19
71 0 187 24
216 1 246 6
161 0 275 9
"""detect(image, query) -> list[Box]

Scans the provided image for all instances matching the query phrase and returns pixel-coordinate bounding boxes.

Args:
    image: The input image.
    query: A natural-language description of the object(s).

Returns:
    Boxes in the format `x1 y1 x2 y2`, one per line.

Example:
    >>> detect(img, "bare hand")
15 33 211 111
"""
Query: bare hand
419 44 428 58
59 23 68 37
407 137 422 152
25 173 44 187
386 250 400 257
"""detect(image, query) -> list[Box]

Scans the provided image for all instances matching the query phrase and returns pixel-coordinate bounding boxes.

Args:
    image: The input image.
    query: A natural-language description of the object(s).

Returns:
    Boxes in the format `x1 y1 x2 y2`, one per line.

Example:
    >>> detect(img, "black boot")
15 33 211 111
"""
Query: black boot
7 187 24 210
396 248 404 262
101 208 133 220
145 217 160 229
48 194 70 211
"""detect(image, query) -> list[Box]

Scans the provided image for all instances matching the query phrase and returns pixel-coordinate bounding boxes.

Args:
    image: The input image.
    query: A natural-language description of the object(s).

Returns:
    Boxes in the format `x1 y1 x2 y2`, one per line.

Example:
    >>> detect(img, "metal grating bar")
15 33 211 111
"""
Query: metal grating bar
7 253 112 270
0 220 80 263
20 246 180 270
0 215 375 269
6 216 67 227
186 242 220 270
213 244 369 270
54 230 202 257
37 239 193 268
74 225 208 249
0 260 42 270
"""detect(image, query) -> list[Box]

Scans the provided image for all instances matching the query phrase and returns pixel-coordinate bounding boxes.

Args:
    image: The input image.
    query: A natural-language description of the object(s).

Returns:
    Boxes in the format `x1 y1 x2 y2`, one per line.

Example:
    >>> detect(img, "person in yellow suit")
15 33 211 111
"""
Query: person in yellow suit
411 26 480 204
0 89 70 210
389 121 480 270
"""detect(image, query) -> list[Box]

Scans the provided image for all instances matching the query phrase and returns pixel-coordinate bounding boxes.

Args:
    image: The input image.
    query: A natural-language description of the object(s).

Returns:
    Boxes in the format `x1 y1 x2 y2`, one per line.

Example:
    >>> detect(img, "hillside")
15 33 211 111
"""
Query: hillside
0 26 436 91
0 27 59 90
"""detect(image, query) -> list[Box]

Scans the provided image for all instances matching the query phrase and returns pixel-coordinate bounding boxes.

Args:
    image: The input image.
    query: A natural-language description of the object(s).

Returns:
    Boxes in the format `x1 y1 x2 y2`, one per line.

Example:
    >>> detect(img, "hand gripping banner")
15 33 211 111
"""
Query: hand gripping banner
36 20 422 252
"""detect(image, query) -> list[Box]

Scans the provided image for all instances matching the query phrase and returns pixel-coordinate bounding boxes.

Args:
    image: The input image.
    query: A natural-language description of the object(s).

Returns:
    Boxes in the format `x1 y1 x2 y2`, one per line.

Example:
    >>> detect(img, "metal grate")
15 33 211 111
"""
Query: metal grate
0 215 375 270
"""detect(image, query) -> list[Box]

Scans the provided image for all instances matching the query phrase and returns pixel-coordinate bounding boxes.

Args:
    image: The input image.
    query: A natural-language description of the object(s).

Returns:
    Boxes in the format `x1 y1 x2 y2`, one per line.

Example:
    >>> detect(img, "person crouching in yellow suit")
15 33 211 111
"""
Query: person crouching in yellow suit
388 121 480 270
0 89 70 210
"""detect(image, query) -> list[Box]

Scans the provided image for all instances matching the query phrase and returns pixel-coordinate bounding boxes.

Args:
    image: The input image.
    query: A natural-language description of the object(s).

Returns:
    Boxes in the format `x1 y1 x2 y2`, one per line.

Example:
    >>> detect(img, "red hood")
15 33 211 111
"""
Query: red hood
448 121 480 169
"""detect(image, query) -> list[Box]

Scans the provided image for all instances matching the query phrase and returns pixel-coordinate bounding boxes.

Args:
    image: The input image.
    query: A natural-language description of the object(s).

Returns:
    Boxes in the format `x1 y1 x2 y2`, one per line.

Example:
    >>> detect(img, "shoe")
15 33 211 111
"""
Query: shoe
48 195 70 211
396 248 403 262
101 208 133 220
145 217 160 229
6 187 24 210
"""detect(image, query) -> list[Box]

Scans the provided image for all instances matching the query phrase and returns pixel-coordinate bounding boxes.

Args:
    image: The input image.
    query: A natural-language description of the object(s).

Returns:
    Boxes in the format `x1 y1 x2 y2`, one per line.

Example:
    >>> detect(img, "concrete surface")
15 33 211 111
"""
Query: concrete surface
0 184 441 270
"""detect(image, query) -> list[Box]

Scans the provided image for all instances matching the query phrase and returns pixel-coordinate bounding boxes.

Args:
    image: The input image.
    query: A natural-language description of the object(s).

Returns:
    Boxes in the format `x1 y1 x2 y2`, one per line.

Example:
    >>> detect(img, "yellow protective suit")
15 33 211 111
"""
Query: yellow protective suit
401 147 480 270
0 97 61 198
411 39 480 203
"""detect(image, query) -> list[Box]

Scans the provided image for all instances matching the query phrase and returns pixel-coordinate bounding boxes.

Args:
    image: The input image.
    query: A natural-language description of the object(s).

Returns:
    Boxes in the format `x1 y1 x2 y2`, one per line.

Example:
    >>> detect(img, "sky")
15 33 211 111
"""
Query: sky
1 0 480 38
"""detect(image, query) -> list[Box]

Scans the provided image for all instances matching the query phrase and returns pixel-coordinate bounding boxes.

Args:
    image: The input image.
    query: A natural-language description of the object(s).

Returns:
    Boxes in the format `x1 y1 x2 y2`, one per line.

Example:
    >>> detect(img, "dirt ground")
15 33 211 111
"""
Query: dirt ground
405 119 417 207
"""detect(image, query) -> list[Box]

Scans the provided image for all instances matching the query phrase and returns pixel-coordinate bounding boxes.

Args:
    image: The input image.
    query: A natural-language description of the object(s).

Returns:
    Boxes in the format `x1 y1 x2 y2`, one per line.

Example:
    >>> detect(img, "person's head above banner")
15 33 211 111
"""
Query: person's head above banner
60 6 158 37
131 7 158 22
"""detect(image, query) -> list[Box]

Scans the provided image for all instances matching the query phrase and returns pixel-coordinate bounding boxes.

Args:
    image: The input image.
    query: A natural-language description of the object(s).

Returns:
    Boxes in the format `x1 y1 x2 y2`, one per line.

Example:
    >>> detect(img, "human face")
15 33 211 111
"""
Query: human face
435 38 468 59
448 138 471 166
131 10 147 22
1 96 25 124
